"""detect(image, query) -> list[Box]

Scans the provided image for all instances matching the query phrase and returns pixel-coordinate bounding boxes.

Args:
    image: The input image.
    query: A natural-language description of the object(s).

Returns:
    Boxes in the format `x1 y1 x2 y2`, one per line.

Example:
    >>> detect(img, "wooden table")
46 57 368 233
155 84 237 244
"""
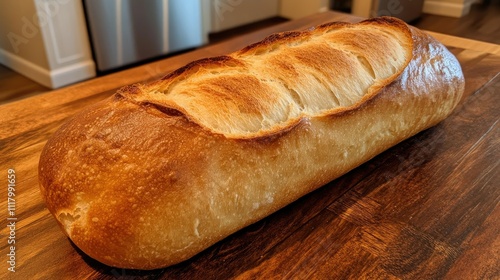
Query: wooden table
1 11 498 279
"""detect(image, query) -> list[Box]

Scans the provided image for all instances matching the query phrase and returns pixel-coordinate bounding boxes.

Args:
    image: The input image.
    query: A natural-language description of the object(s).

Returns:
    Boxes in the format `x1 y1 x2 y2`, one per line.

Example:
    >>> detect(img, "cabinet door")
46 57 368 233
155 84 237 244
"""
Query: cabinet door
209 0 280 33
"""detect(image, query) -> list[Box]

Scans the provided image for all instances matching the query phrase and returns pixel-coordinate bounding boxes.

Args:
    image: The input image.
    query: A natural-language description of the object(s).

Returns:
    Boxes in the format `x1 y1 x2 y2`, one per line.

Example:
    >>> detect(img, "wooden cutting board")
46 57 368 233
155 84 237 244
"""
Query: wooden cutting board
0 11 499 280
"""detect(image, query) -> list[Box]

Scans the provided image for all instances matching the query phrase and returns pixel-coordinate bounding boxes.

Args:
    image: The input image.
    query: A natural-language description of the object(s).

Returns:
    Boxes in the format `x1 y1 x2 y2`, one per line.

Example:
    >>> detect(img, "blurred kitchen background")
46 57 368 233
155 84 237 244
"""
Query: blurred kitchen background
0 0 498 104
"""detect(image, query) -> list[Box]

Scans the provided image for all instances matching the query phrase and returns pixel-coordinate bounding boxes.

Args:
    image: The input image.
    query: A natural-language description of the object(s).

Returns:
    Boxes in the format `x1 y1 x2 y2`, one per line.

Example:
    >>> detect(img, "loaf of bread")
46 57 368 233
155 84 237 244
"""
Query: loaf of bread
38 17 464 269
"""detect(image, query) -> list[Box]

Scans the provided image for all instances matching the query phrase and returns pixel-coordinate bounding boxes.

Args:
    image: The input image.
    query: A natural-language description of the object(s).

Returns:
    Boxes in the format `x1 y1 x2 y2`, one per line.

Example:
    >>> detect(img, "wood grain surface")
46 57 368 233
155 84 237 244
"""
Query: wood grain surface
0 65 49 105
1 11 499 279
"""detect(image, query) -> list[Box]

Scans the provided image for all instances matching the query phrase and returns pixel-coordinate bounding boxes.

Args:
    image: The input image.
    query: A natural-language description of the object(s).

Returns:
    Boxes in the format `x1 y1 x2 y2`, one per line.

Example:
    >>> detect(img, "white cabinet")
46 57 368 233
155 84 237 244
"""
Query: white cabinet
207 0 280 33
280 0 329 19
0 0 95 88
205 0 331 33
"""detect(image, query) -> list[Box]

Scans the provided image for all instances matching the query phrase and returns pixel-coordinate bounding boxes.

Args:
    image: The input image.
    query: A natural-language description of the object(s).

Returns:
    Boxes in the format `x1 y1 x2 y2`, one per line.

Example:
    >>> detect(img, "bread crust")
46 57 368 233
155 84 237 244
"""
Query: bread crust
38 17 464 269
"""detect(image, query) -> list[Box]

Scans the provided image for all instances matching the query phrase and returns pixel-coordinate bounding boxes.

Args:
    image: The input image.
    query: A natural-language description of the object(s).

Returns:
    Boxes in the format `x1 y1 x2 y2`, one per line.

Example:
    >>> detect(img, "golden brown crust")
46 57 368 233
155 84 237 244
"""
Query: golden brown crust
117 17 414 139
38 17 464 269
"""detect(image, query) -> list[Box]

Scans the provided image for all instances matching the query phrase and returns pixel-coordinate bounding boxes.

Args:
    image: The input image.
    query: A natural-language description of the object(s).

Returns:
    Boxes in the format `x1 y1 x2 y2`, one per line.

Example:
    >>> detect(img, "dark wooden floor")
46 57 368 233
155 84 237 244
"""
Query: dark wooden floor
412 0 500 45
0 2 498 105
0 64 49 105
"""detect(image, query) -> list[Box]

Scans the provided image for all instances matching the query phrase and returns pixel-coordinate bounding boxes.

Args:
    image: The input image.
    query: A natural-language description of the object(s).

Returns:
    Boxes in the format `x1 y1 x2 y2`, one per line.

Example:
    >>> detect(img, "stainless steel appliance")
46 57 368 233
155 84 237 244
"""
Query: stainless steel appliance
84 0 206 71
